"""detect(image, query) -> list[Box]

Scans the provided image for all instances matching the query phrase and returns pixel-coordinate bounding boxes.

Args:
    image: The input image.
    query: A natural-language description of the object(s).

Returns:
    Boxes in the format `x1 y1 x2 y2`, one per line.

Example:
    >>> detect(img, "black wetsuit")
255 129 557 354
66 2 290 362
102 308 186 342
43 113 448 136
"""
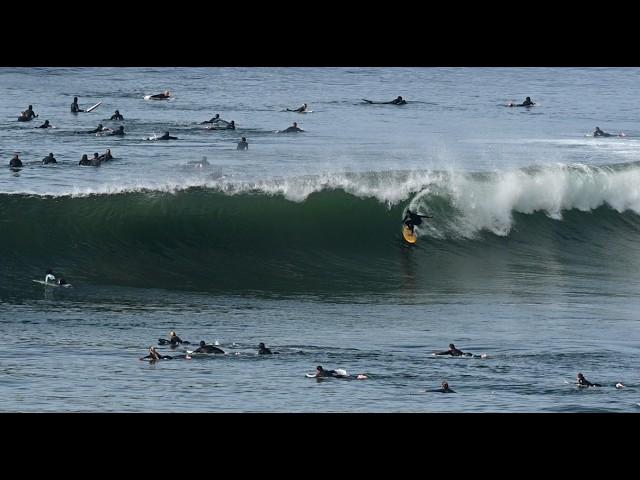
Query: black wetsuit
280 126 304 133
158 133 177 140
194 344 225 354
110 113 124 120
435 348 469 357
434 386 456 393
108 128 125 136
38 122 51 129
201 116 220 124
389 98 407 105
19 109 37 121
594 129 612 137
237 141 248 150
258 346 273 355
403 211 430 231
86 126 104 134
98 152 113 162
71 102 82 113
79 156 94 166
42 155 57 165
578 377 601 387
9 157 22 168
150 93 170 100
316 368 340 378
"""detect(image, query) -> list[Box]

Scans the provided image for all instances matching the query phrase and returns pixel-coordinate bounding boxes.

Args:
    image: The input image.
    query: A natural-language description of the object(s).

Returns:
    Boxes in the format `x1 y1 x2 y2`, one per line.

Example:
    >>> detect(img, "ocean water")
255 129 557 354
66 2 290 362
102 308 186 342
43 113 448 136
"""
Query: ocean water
0 67 638 412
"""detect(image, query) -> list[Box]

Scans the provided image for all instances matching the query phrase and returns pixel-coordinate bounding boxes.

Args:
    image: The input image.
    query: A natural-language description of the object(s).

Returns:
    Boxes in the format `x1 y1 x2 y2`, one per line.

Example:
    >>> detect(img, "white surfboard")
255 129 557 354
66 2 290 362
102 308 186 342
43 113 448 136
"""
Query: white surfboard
33 279 72 288
86 102 102 113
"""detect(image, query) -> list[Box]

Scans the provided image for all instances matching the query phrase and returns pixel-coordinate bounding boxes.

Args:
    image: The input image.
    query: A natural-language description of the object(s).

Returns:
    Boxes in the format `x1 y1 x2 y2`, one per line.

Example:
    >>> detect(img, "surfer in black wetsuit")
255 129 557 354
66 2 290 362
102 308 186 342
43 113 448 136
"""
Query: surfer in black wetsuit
287 103 308 112
576 373 601 387
280 122 304 133
42 153 57 165
200 114 220 125
110 110 124 120
37 120 51 129
315 366 343 378
107 126 125 136
433 381 456 393
363 96 407 105
140 346 172 361
80 124 105 134
9 155 23 169
18 105 38 121
403 209 431 233
258 342 273 354
434 343 472 357
71 97 84 113
237 137 249 150
149 90 171 100
169 331 185 345
593 126 612 137
509 96 535 107
98 149 113 162
57 278 68 285
194 341 225 354
79 154 98 166
157 131 178 140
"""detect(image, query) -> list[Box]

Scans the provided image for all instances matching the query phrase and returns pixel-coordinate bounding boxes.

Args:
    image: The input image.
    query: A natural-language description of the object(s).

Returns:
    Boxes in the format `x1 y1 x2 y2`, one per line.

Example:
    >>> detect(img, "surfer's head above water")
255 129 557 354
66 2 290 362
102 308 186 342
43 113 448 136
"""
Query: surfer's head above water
200 341 206 347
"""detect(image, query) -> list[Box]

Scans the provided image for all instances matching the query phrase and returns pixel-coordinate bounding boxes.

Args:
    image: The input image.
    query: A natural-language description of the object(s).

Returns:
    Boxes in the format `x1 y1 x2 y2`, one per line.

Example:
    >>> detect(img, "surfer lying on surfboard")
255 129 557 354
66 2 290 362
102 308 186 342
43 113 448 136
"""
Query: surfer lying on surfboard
362 96 407 105
307 366 368 379
286 103 308 112
507 96 535 107
148 90 171 100
434 343 473 357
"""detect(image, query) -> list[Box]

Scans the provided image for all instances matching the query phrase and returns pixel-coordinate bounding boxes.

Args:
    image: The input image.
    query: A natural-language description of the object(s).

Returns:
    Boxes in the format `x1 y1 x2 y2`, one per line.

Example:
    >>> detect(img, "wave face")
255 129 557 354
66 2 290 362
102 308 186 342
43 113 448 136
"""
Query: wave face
3 164 640 294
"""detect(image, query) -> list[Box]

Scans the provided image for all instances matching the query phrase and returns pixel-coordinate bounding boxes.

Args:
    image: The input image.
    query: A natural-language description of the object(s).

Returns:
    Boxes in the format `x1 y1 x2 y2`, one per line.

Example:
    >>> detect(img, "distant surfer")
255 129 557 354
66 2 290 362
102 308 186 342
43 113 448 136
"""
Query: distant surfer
79 154 100 166
45 269 56 283
79 124 105 134
98 149 113 162
315 366 343 378
434 343 472 357
403 209 431 233
193 340 225 354
279 122 304 133
576 373 601 387
258 342 277 354
71 97 84 113
149 90 171 100
18 105 38 121
140 346 172 361
237 137 249 150
200 114 221 124
286 103 308 112
363 96 407 105
9 154 23 169
432 381 456 393
57 278 68 286
593 126 613 137
508 96 535 107
208 120 235 130
169 331 186 345
106 126 125 136
157 131 178 140
42 153 57 165
37 120 52 129
110 110 124 121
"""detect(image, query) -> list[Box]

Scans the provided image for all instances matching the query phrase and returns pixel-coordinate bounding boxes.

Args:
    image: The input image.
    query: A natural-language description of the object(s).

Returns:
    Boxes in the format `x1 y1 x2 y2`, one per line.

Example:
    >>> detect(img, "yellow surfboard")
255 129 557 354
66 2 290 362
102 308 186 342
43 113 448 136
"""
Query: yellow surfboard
402 225 417 244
